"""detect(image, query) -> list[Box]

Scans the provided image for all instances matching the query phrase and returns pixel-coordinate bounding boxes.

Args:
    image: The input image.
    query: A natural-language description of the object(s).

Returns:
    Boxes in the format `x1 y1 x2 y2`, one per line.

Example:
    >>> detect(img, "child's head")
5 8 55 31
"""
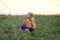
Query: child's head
26 12 34 18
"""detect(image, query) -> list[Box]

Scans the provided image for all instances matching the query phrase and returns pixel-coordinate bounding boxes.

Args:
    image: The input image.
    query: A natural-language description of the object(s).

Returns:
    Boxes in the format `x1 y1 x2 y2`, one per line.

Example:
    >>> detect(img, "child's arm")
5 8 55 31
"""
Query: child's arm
31 18 36 29
23 20 26 24
23 15 27 24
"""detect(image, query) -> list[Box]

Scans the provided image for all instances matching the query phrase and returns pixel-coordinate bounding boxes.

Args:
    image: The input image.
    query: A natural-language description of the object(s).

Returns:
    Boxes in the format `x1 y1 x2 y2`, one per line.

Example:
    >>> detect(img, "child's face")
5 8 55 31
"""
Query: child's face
26 14 33 18
30 15 33 18
27 16 31 18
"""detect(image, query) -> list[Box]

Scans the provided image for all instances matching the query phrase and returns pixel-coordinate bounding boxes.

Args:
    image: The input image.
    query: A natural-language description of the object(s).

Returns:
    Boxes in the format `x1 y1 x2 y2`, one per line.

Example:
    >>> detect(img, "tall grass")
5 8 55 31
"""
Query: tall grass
0 15 60 40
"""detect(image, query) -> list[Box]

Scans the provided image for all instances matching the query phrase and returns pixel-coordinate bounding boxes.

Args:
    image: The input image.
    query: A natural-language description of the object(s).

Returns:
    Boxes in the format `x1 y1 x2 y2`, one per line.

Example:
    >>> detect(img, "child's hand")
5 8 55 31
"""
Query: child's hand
23 20 26 24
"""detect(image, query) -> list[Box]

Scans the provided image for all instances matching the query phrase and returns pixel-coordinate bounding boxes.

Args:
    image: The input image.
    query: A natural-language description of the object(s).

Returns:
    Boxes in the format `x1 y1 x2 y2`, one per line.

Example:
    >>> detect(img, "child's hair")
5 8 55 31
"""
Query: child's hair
27 12 34 17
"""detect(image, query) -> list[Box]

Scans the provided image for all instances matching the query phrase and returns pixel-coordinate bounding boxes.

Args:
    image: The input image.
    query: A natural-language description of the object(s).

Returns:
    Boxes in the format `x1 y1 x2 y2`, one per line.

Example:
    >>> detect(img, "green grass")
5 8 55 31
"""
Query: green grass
0 15 60 40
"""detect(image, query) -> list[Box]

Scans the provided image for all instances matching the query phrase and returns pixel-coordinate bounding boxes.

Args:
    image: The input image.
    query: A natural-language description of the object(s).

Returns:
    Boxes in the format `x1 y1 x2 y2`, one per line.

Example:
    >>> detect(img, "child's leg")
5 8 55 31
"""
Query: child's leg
21 25 28 31
28 27 35 36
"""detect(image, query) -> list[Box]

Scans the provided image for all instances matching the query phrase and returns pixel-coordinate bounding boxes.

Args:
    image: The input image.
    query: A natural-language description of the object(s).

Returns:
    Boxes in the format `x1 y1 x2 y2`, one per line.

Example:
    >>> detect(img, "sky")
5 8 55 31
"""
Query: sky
0 0 60 15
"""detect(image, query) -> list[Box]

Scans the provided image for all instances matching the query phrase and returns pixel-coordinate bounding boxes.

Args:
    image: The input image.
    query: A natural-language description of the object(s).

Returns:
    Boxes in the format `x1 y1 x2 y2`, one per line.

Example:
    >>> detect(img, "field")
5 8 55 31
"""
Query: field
0 15 60 40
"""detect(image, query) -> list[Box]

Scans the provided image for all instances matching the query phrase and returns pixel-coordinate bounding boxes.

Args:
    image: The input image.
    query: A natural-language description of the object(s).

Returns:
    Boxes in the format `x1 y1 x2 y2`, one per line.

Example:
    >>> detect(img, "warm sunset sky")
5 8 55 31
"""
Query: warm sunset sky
0 0 60 15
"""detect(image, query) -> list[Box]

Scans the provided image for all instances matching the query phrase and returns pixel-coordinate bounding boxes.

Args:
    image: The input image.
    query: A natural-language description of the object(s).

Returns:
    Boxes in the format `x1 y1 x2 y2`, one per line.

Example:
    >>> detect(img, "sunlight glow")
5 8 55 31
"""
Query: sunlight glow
39 2 53 13
0 0 60 15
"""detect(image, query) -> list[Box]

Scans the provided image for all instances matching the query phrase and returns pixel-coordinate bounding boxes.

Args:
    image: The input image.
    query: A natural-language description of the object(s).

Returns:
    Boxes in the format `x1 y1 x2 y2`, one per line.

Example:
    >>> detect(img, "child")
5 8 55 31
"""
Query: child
21 12 36 32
